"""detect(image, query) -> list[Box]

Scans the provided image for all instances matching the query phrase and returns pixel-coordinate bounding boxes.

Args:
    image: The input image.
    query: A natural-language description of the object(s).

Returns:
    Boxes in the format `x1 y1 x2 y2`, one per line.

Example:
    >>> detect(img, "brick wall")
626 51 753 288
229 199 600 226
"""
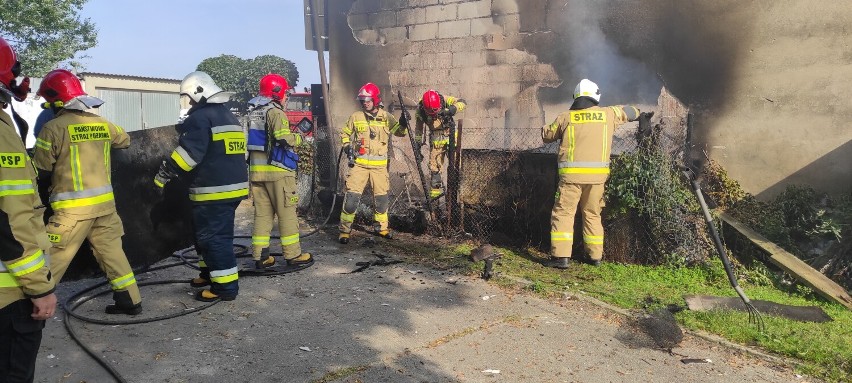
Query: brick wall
345 0 559 150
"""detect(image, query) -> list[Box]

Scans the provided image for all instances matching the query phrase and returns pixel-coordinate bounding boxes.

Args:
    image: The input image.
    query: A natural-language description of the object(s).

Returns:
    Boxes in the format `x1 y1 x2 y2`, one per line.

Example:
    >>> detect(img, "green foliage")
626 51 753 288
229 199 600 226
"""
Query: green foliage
196 54 300 112
0 0 98 76
606 144 705 265
728 187 850 292
730 186 845 253
775 186 841 241
807 209 842 241
294 140 314 175
702 159 747 210
729 195 797 252
606 151 647 215
607 147 696 216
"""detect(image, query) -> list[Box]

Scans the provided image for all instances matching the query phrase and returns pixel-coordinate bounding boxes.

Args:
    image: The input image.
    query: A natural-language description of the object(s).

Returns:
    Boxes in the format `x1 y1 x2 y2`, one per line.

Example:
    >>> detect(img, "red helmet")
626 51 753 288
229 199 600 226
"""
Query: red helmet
0 36 20 89
356 82 381 105
422 90 442 117
259 73 289 101
38 69 86 104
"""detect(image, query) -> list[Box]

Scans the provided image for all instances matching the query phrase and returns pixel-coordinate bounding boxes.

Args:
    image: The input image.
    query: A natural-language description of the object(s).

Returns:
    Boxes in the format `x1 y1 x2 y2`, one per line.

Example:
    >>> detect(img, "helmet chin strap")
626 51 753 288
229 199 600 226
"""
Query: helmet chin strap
0 82 13 105
7 102 29 145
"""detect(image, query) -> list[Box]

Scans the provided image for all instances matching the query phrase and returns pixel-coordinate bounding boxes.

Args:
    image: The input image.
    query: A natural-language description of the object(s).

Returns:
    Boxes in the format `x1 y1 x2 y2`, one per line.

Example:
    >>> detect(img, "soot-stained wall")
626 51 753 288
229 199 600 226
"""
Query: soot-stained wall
324 0 851 198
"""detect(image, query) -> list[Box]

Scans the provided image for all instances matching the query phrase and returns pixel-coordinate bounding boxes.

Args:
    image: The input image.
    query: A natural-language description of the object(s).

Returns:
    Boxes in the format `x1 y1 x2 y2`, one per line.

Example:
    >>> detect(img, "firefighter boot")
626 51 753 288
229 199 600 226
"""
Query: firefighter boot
190 276 210 287
105 290 143 315
195 289 237 302
286 252 314 267
378 230 394 239
255 248 276 269
339 232 350 244
543 256 570 270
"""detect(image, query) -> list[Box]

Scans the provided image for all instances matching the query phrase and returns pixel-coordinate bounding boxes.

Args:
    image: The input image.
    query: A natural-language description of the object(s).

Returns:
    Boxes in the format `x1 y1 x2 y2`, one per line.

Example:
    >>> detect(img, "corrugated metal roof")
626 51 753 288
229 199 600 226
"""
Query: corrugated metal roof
79 72 181 83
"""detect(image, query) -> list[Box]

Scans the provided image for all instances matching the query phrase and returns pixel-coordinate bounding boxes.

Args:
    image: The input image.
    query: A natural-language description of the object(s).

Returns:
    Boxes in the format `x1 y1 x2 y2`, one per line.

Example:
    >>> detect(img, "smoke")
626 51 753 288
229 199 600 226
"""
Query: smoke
603 0 755 110
531 0 663 107
528 0 753 111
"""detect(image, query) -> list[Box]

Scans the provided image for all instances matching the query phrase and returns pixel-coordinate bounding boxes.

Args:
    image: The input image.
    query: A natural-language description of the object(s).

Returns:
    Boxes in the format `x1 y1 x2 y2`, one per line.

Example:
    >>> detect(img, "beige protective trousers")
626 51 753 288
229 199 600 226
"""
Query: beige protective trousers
251 176 302 260
429 143 447 174
550 179 606 260
46 211 141 304
339 165 390 233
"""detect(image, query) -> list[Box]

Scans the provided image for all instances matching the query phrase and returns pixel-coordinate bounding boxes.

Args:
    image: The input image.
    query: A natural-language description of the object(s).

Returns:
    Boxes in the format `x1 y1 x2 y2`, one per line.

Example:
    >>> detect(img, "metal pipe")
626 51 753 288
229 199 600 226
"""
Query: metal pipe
309 0 331 124
309 0 336 189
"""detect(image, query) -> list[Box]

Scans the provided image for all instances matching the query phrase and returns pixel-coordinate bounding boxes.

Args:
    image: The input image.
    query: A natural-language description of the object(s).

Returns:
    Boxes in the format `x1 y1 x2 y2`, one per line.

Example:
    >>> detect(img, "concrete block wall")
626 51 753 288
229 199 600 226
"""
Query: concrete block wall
331 0 852 197
346 0 559 150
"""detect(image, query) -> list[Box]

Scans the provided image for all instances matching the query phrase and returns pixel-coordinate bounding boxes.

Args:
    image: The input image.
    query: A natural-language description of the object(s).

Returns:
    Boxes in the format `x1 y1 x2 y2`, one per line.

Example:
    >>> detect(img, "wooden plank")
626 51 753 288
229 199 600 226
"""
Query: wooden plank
720 212 852 310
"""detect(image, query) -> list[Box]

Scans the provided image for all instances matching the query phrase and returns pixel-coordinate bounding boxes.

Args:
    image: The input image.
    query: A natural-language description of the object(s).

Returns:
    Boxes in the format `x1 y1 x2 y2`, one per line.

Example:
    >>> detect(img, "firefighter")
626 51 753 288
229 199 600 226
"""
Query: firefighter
33 69 143 315
338 83 406 244
33 108 54 139
246 73 312 269
541 79 645 269
0 36 57 383
414 90 465 199
154 71 248 302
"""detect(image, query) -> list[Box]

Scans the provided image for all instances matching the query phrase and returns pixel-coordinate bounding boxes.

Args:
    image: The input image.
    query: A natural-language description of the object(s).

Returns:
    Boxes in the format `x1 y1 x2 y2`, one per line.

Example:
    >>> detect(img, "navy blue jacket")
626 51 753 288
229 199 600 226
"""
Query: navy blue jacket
164 103 248 204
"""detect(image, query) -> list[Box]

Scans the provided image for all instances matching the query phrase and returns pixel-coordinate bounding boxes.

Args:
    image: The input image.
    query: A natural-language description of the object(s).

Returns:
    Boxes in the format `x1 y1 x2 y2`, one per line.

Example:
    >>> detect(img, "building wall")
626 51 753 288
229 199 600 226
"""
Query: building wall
329 0 559 152
80 73 182 132
321 0 852 198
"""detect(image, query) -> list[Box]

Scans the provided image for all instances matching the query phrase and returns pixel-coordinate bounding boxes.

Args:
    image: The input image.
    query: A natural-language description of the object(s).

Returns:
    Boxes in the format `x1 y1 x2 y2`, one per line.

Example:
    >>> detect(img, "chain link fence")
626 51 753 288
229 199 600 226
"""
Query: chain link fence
297 88 715 265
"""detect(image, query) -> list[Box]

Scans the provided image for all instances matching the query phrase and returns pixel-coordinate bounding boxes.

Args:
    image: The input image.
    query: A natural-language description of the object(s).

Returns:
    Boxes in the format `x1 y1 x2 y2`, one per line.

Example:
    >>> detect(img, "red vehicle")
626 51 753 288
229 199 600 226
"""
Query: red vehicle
285 92 313 137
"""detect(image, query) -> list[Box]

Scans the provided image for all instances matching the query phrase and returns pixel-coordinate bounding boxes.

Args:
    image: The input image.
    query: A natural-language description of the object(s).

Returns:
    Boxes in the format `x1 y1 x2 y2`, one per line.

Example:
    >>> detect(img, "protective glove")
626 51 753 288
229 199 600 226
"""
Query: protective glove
638 111 654 121
637 111 655 137
10 77 30 102
343 145 352 156
154 160 177 189
439 104 457 117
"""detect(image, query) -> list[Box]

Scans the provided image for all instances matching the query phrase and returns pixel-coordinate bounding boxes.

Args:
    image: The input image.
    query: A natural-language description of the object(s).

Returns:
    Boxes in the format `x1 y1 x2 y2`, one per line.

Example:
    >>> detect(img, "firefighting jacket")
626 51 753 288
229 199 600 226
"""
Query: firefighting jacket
247 101 302 182
163 102 248 204
0 109 55 310
340 108 404 169
415 95 466 147
542 104 639 184
33 109 130 219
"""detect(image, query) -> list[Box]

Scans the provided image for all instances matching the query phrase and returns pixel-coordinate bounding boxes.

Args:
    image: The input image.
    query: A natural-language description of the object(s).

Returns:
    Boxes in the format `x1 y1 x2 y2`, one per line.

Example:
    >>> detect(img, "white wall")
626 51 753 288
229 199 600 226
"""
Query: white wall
10 93 43 149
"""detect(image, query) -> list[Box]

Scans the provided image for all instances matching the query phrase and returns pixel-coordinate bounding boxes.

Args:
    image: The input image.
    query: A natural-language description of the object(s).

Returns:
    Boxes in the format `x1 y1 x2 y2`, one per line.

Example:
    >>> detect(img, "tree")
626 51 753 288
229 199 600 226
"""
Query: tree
0 0 98 76
197 54 299 112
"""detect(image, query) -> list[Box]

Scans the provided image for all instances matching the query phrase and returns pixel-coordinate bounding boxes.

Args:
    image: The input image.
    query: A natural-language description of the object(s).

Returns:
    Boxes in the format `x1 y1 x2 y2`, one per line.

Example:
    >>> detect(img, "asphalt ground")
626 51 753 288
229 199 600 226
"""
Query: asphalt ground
33 201 815 383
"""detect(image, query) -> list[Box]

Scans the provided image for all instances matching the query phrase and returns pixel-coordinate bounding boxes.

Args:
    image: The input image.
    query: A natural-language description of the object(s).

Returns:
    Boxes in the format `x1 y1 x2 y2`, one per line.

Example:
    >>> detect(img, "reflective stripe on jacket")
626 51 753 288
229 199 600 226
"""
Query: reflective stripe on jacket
166 103 248 204
0 110 55 309
33 109 129 218
340 108 404 169
542 105 639 184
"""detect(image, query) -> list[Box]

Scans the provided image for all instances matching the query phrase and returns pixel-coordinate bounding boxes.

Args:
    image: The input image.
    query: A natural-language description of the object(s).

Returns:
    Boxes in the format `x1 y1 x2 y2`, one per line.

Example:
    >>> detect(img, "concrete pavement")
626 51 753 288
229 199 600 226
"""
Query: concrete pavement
33 203 813 383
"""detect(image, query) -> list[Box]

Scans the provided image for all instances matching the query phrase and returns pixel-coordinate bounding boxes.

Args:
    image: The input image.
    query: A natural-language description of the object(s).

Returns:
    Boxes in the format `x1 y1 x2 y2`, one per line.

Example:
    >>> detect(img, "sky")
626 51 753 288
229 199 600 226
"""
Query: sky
76 0 324 89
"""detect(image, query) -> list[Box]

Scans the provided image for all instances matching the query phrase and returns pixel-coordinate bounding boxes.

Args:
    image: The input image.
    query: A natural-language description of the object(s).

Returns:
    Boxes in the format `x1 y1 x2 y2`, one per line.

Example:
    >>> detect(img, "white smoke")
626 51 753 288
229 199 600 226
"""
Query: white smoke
553 0 662 105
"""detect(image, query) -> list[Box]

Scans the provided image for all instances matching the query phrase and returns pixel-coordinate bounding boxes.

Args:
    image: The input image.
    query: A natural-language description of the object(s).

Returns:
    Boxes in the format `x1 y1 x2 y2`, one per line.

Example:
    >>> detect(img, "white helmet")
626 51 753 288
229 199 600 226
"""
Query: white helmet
573 79 601 103
180 71 234 104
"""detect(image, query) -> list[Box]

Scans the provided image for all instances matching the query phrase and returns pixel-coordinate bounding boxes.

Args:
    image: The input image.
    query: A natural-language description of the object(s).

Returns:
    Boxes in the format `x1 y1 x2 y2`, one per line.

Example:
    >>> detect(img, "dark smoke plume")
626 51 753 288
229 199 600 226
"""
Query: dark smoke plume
524 0 755 110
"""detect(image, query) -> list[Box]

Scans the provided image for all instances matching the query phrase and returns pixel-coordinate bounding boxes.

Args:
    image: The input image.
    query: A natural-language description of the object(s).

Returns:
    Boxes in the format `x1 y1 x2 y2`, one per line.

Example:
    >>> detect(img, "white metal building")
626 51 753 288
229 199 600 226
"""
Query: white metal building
79 72 182 132
9 72 182 148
